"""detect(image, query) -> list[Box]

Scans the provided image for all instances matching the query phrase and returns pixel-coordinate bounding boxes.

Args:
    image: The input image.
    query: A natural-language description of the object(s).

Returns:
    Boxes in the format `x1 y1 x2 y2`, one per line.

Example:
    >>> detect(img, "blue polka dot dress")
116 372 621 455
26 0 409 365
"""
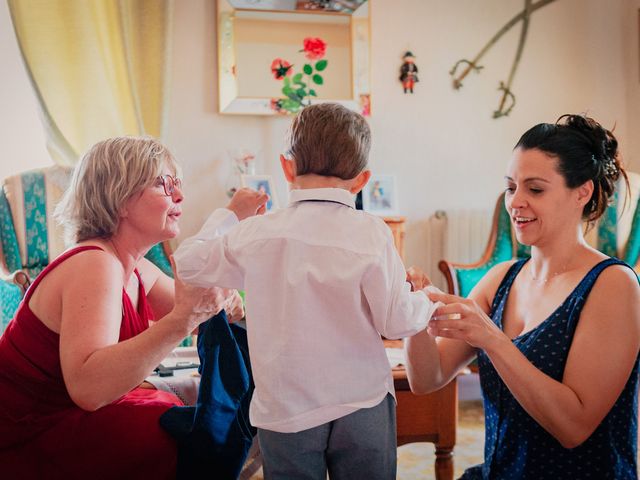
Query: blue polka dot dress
461 258 639 480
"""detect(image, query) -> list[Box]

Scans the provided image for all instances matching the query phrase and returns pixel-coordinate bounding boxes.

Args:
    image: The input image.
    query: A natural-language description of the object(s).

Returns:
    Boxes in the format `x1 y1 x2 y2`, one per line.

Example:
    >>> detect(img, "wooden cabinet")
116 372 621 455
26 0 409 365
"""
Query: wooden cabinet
384 216 406 260
386 339 457 480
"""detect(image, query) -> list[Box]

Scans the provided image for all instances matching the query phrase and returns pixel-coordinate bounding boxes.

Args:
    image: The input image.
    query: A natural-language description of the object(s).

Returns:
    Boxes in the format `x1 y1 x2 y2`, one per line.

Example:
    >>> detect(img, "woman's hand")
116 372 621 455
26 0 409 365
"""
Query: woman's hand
224 290 245 323
227 187 269 220
426 290 507 352
170 256 229 332
406 266 432 291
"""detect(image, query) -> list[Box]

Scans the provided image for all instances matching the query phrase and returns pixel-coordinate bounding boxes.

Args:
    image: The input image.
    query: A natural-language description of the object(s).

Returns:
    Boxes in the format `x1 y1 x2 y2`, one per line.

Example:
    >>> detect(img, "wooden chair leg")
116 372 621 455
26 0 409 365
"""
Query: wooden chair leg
435 445 454 480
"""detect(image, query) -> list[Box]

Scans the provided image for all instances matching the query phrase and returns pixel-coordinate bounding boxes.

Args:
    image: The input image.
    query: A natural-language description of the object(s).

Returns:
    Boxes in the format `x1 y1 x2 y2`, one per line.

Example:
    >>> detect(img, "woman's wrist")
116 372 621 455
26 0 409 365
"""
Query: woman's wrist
160 310 196 339
483 330 511 358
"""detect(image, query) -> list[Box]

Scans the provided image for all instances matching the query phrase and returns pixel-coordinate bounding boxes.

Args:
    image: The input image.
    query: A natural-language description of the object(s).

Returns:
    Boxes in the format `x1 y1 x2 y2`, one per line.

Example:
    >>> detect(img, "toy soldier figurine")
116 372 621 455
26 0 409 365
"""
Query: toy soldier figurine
399 51 419 94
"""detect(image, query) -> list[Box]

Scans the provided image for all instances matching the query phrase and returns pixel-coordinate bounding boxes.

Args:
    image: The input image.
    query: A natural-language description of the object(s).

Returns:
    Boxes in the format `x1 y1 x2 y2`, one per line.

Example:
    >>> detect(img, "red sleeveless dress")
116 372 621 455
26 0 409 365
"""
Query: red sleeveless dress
0 246 181 479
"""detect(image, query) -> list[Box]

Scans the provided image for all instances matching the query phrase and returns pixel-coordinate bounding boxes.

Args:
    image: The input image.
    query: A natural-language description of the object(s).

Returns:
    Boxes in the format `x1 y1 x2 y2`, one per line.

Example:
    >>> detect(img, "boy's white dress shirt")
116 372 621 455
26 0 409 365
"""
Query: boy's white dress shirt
174 188 437 433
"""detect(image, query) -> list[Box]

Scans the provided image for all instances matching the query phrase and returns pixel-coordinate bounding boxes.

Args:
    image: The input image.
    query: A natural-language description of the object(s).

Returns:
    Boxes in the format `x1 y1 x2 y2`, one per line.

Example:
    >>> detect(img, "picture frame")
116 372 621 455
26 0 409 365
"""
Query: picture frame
362 174 398 216
241 174 278 211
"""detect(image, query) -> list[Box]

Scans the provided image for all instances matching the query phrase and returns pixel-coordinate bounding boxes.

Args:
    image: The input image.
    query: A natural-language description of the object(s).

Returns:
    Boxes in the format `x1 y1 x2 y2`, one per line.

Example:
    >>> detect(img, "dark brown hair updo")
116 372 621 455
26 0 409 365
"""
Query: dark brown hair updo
514 114 628 222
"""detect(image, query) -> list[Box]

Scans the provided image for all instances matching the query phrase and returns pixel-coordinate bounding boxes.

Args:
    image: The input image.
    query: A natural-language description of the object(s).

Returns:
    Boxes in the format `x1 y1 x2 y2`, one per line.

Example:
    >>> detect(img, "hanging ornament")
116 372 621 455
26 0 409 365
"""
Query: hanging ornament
399 51 419 94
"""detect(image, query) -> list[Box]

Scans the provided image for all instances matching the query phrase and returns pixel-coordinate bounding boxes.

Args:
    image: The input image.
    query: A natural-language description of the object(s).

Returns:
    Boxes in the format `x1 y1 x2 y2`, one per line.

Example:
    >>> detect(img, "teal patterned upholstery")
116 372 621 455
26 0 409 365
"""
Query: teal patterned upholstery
623 195 640 268
145 243 173 278
515 241 531 259
597 190 618 258
0 279 22 333
21 171 49 279
0 189 22 274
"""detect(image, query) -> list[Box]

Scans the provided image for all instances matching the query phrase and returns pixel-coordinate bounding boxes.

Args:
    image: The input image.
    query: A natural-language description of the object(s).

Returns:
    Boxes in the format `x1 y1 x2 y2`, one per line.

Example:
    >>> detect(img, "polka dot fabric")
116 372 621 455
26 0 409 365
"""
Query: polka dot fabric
461 258 639 480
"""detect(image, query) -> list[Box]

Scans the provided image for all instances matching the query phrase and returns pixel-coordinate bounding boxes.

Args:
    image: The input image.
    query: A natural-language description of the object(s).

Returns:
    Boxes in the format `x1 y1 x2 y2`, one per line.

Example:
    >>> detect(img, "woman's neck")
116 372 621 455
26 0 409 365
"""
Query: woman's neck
107 236 144 280
528 226 590 281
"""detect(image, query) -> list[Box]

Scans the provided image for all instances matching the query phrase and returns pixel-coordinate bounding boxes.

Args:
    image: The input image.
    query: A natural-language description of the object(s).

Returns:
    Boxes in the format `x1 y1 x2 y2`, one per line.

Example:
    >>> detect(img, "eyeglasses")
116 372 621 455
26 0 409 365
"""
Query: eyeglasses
157 174 182 196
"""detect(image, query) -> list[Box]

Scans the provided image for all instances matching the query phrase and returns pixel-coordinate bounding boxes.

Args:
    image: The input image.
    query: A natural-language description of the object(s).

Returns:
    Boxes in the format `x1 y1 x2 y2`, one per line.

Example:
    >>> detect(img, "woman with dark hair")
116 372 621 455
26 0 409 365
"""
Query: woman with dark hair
405 115 640 479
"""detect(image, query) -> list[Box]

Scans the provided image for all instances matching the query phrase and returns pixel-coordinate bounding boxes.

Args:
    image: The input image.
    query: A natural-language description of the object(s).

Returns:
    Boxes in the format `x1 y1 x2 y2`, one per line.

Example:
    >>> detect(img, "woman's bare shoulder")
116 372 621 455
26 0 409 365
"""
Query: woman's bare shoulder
592 261 639 297
42 243 123 292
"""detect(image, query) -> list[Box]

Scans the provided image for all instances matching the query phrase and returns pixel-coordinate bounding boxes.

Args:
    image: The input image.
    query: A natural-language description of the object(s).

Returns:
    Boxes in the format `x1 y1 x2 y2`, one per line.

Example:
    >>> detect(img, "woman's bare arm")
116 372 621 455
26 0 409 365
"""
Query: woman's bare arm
428 264 640 448
58 252 225 411
404 261 514 393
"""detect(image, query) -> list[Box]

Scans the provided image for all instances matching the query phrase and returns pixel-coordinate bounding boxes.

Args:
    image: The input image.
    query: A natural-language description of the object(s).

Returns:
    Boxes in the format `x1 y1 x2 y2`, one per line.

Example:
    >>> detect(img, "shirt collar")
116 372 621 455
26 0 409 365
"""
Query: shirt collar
288 188 356 209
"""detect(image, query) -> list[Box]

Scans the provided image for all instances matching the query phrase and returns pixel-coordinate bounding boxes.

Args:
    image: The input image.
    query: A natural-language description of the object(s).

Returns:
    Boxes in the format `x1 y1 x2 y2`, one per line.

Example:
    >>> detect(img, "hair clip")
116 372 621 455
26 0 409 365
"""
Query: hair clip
603 158 618 177
592 154 617 177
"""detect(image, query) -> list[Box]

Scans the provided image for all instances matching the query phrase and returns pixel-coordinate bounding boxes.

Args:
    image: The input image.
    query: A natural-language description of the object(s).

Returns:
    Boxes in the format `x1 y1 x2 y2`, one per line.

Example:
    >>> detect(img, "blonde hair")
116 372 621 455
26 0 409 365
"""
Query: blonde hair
55 136 178 243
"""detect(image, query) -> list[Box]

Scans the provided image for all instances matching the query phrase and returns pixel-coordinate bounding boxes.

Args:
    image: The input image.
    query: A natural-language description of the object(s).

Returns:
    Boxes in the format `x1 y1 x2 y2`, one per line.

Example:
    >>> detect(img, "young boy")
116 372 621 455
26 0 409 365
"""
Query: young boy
174 103 438 479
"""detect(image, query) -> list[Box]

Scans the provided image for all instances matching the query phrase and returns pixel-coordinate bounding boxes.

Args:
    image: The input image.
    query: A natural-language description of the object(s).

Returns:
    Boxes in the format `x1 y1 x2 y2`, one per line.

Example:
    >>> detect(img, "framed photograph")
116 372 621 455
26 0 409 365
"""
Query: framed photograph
362 174 398 216
241 174 278 211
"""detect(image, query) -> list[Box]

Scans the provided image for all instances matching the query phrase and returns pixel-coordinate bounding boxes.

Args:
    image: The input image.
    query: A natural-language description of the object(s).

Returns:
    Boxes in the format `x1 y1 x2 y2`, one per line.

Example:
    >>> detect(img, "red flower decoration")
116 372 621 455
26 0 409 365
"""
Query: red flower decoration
271 58 293 79
302 37 326 60
270 98 282 111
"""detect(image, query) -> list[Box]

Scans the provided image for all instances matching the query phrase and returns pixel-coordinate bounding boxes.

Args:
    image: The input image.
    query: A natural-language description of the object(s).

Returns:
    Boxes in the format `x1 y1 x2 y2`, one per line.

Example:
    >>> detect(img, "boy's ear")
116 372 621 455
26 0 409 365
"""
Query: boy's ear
280 154 296 183
349 169 371 194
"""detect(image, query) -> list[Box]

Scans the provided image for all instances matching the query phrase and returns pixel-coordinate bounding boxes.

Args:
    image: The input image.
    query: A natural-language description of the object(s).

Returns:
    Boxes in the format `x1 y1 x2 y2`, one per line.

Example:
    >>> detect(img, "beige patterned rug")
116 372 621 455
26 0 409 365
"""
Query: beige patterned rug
397 400 485 479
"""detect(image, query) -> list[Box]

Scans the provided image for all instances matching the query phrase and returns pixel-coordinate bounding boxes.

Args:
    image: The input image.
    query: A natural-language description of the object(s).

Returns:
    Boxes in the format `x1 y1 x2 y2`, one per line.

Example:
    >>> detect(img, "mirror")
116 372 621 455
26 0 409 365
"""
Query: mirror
218 0 370 116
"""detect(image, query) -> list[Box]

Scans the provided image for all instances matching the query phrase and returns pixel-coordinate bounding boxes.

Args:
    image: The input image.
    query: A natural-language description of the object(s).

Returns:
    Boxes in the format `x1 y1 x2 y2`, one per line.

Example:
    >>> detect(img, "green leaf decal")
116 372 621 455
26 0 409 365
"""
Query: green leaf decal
281 99 301 112
309 89 317 97
303 64 313 75
315 60 328 71
312 74 324 85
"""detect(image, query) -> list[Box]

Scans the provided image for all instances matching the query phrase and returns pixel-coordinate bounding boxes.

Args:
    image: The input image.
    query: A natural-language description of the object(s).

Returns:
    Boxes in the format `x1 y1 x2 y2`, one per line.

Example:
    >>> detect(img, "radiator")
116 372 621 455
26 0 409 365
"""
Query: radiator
444 209 493 263
425 209 493 290
424 210 448 291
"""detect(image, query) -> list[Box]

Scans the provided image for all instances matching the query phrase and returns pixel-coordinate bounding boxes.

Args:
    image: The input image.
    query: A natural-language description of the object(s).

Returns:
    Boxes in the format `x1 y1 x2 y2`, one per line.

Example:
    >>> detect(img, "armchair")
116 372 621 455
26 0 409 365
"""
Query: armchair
590 171 640 270
438 172 640 297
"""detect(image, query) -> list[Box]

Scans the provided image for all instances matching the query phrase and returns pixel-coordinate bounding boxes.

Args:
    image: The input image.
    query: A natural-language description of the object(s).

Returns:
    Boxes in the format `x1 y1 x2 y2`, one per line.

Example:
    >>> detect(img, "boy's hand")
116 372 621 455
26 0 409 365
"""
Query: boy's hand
406 266 432 291
227 188 269 220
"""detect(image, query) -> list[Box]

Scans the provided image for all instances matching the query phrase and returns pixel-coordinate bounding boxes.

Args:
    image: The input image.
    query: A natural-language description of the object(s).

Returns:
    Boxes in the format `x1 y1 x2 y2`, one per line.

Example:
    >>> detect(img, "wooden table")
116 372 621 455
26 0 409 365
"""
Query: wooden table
387 341 458 480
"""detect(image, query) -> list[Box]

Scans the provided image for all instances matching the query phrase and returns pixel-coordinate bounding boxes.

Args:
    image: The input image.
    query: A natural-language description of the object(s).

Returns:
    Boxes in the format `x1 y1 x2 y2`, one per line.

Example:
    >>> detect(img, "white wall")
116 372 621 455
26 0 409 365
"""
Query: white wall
166 0 636 273
0 2 50 181
1 0 636 276
624 0 640 163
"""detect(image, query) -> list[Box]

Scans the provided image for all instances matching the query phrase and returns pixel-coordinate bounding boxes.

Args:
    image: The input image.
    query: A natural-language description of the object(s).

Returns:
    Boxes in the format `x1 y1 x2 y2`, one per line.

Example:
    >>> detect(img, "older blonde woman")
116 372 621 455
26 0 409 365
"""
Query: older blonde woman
0 137 267 478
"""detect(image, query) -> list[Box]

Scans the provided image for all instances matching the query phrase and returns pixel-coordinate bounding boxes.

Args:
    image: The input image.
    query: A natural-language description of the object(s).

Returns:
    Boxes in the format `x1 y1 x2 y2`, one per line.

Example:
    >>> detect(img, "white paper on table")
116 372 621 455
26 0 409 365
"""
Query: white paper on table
386 347 405 368
160 346 200 369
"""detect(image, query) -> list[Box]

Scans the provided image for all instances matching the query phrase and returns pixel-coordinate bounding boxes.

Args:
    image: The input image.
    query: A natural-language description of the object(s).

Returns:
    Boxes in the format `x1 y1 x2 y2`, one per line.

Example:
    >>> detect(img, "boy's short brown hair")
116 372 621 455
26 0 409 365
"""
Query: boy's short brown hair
285 103 370 180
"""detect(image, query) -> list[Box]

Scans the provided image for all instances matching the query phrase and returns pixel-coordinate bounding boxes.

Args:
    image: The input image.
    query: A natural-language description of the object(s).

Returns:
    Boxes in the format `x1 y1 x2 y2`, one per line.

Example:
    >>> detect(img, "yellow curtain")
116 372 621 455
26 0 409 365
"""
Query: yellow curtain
8 0 172 166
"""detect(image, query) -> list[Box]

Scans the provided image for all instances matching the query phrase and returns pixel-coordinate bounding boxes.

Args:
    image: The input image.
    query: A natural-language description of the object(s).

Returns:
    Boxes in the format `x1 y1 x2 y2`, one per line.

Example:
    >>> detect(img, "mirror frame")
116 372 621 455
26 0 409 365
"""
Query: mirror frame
217 0 371 116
